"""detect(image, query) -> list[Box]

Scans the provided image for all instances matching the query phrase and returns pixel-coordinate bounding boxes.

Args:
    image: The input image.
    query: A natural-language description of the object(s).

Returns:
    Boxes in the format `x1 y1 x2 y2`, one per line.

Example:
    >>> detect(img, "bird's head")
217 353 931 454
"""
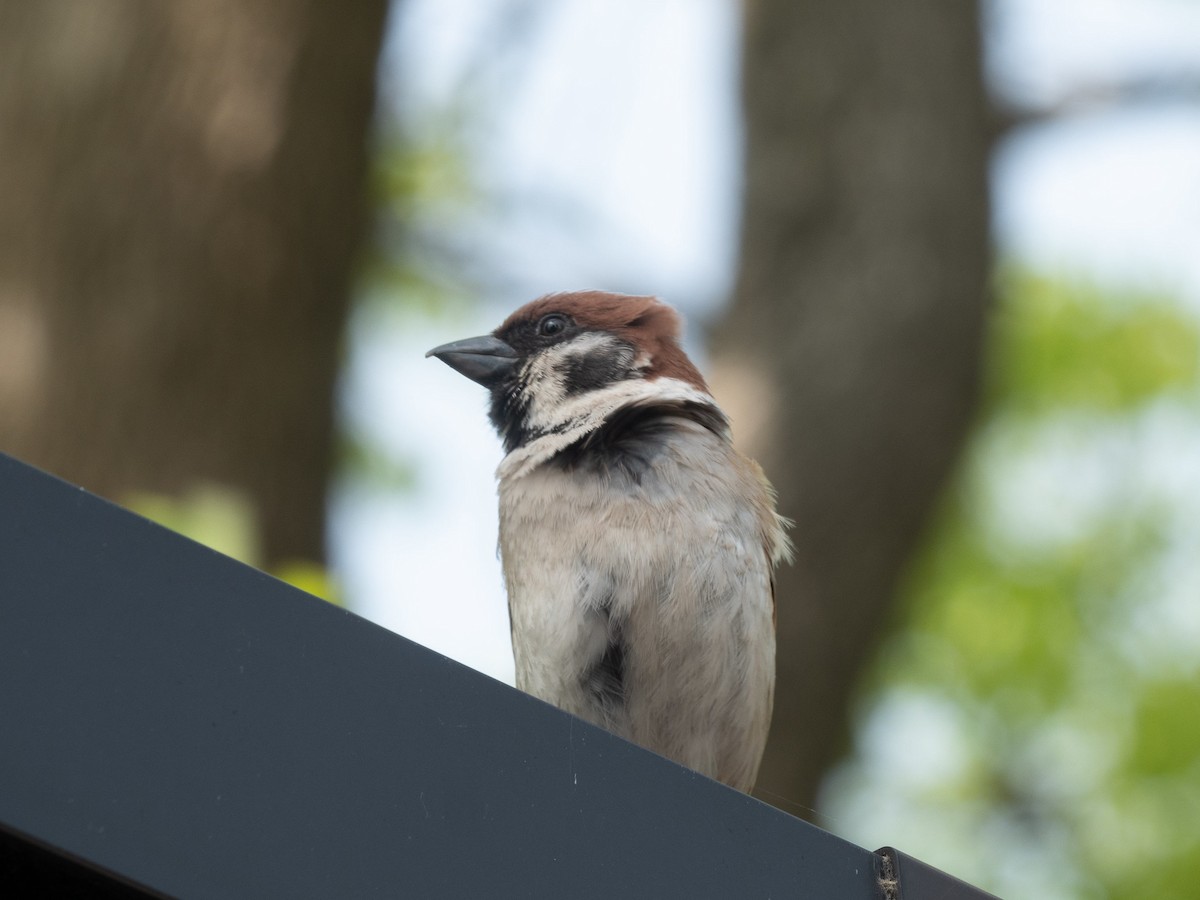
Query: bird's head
427 291 720 464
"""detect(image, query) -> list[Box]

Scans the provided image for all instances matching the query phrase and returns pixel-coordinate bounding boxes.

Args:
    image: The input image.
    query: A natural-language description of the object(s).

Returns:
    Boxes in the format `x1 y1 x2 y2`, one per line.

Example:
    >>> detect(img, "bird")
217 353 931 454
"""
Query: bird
426 291 790 792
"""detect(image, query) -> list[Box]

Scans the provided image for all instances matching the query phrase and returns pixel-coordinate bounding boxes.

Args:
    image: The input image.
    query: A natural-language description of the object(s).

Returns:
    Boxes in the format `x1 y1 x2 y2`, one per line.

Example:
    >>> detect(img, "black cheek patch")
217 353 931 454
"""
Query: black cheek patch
562 345 635 397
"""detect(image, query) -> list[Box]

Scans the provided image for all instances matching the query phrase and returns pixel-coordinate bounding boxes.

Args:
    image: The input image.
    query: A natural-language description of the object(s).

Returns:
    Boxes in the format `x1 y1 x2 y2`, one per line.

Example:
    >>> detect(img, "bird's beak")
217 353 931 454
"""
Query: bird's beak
425 334 519 388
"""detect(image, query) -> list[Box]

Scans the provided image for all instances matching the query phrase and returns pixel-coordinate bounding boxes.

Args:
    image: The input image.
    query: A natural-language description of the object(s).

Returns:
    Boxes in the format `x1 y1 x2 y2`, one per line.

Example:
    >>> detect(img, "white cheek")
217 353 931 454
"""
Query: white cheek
521 332 624 432
520 355 568 429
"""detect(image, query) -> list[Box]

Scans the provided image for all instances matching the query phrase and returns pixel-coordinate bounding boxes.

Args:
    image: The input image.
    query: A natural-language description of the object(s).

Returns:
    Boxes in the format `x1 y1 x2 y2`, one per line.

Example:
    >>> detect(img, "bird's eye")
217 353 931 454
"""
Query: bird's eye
537 314 569 338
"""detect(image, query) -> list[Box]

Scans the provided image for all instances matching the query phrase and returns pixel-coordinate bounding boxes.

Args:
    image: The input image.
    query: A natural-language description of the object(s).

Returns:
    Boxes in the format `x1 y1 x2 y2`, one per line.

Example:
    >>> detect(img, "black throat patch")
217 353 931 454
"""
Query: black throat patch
549 400 729 484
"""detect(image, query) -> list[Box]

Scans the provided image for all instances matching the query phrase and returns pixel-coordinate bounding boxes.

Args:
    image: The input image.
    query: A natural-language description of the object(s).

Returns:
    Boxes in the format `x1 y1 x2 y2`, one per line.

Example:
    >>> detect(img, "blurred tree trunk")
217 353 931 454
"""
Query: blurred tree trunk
714 0 992 816
0 0 387 566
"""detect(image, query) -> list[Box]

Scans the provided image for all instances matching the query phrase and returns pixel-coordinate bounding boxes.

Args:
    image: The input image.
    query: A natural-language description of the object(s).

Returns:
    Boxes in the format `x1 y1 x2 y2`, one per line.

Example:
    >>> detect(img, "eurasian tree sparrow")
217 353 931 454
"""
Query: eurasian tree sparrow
428 291 790 792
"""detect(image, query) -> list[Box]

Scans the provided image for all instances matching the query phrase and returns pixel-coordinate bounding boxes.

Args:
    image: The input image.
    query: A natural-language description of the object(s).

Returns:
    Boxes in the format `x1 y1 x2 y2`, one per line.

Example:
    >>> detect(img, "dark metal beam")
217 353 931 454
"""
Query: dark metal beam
0 453 993 899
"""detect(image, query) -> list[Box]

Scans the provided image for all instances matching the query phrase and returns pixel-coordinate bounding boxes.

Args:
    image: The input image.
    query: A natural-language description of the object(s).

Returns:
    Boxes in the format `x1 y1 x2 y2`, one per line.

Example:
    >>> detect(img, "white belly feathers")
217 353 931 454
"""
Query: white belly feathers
497 417 777 791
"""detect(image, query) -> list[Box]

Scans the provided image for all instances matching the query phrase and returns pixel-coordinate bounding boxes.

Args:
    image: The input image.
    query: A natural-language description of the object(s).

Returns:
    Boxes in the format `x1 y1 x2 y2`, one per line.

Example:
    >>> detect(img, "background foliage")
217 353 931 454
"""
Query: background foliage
827 270 1200 897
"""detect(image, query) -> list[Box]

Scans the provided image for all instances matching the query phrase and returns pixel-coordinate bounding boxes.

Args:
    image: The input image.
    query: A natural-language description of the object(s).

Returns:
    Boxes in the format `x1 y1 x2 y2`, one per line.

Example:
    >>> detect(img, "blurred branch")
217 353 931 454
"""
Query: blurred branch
993 70 1200 136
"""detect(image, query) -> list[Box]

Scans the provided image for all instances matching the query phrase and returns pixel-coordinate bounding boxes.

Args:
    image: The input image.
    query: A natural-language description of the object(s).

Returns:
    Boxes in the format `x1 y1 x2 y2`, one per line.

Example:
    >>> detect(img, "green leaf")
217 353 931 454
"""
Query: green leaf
989 270 1199 415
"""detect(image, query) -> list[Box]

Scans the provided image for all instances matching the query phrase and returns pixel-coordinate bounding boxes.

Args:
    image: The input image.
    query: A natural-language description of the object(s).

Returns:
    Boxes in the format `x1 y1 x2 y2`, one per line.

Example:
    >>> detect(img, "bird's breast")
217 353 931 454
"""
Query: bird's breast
497 421 774 692
499 422 763 612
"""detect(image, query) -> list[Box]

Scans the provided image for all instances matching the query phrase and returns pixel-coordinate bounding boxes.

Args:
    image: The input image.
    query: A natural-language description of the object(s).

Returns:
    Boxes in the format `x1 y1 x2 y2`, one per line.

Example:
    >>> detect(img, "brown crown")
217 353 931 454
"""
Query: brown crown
499 291 709 392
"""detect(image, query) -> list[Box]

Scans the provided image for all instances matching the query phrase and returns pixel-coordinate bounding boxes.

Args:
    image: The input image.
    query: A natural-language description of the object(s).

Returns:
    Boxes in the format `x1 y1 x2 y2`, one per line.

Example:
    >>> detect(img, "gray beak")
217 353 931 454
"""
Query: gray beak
426 334 519 388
